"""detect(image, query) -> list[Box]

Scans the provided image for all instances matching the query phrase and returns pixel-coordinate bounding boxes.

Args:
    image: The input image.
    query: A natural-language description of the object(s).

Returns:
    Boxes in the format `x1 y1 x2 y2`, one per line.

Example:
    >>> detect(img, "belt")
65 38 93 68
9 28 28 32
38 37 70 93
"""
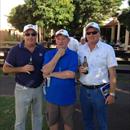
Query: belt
82 83 107 89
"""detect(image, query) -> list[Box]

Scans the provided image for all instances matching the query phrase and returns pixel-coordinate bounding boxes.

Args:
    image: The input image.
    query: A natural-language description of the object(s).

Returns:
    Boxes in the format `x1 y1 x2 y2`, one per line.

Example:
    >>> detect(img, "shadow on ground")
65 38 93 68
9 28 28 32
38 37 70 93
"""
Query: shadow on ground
0 73 130 130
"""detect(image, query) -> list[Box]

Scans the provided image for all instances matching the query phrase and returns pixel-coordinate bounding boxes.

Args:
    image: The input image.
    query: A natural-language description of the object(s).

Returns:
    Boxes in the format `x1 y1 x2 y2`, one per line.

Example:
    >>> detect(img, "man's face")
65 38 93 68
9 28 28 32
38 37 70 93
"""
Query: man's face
86 27 100 44
23 29 37 46
80 38 86 44
55 34 69 49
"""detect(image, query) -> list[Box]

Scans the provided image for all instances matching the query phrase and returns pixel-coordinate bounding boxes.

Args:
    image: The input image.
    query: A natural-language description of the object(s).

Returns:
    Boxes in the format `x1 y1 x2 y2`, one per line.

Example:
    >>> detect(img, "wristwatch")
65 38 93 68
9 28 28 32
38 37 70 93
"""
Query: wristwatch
110 92 115 97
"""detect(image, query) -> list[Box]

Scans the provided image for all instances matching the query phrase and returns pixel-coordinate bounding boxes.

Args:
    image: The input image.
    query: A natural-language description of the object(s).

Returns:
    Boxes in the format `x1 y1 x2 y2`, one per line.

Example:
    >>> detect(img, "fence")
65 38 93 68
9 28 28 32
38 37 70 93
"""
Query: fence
0 47 130 73
115 50 130 73
0 48 10 67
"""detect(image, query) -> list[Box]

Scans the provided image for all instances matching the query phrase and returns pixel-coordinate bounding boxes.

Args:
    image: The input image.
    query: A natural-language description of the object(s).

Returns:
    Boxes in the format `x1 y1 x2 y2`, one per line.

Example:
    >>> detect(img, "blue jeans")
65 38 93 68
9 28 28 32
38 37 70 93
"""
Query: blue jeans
80 86 108 130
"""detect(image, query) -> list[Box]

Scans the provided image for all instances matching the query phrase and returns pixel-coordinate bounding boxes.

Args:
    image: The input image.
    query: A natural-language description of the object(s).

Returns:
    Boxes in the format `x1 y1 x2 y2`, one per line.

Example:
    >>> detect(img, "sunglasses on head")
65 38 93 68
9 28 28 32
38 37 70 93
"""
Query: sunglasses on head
25 33 37 37
86 31 98 35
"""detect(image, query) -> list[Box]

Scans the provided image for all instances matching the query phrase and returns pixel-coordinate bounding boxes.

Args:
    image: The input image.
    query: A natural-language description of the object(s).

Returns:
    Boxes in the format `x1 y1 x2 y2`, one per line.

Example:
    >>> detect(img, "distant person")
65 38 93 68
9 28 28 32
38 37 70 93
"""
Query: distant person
41 29 78 130
3 24 46 130
101 35 108 43
78 22 118 130
115 40 121 47
79 36 86 46
68 36 79 52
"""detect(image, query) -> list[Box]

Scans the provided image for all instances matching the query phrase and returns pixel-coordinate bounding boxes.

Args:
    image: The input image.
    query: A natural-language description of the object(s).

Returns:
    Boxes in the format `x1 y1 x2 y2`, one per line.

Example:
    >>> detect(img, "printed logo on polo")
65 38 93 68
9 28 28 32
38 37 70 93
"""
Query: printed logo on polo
39 53 43 56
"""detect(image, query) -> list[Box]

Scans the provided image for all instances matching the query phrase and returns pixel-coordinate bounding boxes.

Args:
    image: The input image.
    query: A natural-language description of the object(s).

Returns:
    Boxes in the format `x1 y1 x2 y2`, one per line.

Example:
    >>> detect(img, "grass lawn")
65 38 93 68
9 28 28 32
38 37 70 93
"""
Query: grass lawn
0 96 49 130
0 68 3 77
0 68 13 78
0 96 15 130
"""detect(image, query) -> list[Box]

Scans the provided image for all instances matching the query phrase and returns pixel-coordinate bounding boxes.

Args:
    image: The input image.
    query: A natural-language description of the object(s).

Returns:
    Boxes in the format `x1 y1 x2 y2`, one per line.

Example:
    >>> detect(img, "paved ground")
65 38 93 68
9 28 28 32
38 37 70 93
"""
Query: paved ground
0 73 130 130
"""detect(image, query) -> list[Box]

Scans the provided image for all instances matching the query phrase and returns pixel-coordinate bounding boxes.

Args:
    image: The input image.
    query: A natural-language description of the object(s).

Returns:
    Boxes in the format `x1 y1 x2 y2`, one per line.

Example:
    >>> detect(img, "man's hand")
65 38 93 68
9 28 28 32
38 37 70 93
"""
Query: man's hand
105 95 115 104
22 64 34 74
79 65 88 74
42 48 65 76
42 73 50 78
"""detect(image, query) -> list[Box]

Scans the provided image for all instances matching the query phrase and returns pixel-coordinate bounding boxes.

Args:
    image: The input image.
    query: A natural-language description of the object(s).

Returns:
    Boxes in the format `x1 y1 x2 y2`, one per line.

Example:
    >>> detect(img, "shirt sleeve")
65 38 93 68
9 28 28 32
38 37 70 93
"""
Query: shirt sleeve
68 52 78 72
5 47 16 66
107 46 118 68
74 39 79 52
43 50 53 65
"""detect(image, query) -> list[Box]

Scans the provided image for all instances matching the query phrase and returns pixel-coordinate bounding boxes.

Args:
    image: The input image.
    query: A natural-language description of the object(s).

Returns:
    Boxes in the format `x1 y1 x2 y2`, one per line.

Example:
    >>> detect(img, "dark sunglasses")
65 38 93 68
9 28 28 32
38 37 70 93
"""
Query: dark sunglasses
25 33 37 37
86 31 98 35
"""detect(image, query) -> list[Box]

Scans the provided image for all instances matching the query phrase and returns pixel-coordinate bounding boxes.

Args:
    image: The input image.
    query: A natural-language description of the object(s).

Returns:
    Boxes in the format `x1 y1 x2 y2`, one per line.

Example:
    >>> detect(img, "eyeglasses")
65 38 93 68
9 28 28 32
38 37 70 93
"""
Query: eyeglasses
86 31 98 35
24 33 37 37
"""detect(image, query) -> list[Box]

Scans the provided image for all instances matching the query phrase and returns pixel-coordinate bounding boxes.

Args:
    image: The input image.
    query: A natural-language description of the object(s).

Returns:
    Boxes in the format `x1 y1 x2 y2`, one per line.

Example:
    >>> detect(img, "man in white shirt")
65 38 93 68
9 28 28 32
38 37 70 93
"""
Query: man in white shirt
79 36 86 46
78 22 117 130
68 37 79 52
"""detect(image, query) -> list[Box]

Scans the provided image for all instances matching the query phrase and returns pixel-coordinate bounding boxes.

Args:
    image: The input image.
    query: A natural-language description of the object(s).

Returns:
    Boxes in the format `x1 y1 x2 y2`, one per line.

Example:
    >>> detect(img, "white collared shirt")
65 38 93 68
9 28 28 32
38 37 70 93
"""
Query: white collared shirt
77 40 118 85
68 37 79 52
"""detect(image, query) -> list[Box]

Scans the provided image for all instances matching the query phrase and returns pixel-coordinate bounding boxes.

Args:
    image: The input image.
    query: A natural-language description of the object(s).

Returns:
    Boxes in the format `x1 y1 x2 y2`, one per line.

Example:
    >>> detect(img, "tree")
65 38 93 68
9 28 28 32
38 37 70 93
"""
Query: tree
8 0 122 36
118 0 130 31
8 4 38 32
68 0 122 36
33 0 74 30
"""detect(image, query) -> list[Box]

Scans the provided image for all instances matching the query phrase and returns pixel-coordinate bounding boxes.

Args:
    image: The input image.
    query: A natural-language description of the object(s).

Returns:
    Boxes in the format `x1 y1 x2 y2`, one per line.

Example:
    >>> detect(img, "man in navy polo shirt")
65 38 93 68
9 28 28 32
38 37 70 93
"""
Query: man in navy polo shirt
3 24 46 130
42 29 78 130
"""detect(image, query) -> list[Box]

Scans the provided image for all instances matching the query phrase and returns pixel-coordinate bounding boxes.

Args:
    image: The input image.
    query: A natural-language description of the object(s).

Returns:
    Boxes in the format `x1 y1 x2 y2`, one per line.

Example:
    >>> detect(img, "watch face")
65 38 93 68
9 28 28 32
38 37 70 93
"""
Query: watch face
110 93 115 96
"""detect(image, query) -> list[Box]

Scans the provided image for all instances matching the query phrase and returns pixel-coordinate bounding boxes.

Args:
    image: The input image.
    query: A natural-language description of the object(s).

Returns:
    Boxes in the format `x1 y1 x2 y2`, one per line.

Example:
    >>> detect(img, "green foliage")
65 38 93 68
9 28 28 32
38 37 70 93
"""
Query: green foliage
0 96 49 130
8 0 122 36
34 0 74 30
8 4 38 32
0 96 15 130
68 0 122 36
118 3 130 31
0 69 3 77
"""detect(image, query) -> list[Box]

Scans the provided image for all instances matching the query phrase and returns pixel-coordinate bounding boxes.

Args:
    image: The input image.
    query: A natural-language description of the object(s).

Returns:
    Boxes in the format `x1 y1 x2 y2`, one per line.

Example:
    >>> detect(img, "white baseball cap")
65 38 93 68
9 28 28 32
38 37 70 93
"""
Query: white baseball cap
23 24 37 32
85 22 100 32
55 29 69 37
80 36 85 40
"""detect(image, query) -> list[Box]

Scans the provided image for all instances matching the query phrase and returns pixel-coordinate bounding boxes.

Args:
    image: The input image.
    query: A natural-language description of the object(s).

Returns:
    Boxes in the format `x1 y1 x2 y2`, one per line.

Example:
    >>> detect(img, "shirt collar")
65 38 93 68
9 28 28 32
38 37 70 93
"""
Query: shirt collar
86 40 101 50
96 40 102 48
19 42 38 49
18 42 24 48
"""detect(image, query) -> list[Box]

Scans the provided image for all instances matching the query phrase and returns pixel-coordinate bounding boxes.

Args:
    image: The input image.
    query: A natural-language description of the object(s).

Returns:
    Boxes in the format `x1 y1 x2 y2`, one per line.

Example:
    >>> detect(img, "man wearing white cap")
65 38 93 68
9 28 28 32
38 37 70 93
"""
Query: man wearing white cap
79 36 86 46
68 36 79 52
54 29 79 52
78 22 117 130
42 29 78 130
3 24 46 130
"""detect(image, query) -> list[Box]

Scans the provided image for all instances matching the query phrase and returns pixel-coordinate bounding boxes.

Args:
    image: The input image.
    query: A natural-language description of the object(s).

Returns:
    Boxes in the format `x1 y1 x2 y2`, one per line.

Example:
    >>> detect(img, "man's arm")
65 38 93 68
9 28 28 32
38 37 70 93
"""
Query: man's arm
105 66 117 104
3 63 34 74
42 48 65 75
109 66 117 94
50 71 75 79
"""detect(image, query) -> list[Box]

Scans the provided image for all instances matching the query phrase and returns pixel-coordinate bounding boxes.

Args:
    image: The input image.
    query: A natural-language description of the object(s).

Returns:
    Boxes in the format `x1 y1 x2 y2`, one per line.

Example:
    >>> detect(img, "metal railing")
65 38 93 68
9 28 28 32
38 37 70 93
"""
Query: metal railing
0 48 130 73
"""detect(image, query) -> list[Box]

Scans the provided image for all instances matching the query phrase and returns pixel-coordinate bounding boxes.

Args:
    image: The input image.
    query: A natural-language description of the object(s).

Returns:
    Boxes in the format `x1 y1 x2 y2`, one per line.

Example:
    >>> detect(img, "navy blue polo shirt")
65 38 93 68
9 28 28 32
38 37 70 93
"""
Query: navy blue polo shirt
44 48 78 105
5 42 46 88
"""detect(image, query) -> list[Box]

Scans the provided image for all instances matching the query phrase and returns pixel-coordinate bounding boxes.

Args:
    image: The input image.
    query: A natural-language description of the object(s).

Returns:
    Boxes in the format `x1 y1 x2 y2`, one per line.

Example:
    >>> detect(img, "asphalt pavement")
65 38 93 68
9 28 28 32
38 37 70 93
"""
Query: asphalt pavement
0 73 130 130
